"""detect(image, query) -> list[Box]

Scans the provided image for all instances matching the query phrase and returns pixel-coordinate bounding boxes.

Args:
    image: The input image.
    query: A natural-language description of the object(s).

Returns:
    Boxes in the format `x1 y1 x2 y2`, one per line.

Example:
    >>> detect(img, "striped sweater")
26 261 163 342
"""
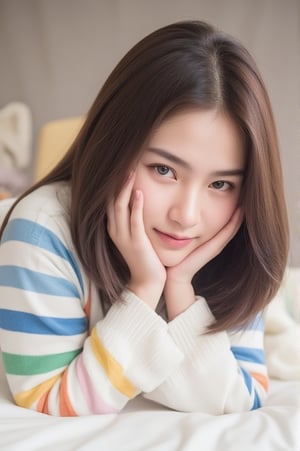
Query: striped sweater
0 182 268 416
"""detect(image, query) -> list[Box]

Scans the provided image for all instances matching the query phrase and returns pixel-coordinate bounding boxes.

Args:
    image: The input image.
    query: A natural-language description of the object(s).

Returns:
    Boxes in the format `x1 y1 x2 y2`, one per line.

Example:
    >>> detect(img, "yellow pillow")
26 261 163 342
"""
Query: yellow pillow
35 116 84 181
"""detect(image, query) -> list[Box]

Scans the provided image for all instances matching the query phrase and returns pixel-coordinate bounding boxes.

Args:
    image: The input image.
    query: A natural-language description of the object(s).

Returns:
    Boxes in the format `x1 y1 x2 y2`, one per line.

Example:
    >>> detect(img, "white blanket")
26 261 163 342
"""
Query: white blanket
265 267 300 381
0 348 299 451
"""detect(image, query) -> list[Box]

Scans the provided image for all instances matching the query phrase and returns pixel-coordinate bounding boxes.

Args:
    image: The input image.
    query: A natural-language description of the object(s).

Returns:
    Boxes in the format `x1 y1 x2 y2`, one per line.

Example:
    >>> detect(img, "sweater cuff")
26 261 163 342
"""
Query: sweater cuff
168 297 214 335
95 290 184 393
168 298 230 365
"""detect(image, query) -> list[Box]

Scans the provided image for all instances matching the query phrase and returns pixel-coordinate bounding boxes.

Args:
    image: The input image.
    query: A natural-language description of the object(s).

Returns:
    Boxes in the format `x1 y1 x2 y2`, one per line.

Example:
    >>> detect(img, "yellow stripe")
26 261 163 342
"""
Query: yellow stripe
90 328 137 398
14 374 60 408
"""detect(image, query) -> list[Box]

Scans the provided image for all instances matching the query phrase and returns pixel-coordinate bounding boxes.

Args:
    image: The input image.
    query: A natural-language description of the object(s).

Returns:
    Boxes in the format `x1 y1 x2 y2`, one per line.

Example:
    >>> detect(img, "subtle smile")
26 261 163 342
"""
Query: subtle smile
154 229 194 249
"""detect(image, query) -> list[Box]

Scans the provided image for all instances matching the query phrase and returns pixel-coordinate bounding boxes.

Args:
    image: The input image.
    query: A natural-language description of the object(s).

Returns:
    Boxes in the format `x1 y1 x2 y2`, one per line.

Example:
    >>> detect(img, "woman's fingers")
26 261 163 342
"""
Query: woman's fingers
113 172 135 233
167 207 244 283
107 171 135 240
200 207 243 260
130 190 146 241
107 180 166 307
217 206 244 248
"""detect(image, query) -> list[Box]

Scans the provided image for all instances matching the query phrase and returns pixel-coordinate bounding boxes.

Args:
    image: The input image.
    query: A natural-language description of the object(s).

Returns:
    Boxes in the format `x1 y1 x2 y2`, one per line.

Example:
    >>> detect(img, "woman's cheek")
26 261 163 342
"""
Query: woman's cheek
208 203 236 236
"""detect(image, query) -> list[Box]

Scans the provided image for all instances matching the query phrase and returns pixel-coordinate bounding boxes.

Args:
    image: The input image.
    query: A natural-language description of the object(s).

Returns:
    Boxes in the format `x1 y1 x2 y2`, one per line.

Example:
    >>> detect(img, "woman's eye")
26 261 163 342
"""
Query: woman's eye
210 181 232 191
154 165 175 178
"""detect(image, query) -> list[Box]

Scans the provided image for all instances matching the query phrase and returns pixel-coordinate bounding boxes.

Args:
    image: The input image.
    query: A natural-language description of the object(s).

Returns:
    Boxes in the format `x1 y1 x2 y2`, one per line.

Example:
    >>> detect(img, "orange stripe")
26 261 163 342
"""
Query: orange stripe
84 282 91 320
14 374 60 409
59 368 77 416
37 390 50 414
250 371 269 391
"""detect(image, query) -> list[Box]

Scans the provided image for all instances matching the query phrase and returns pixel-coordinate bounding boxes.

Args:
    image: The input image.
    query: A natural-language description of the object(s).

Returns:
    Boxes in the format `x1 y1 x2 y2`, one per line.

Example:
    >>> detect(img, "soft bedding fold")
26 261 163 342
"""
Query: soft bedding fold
0 355 299 451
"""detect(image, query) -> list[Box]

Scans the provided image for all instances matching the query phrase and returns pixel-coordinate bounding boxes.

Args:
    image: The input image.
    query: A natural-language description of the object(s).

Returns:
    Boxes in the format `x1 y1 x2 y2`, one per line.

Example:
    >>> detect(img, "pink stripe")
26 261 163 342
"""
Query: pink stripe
75 354 119 414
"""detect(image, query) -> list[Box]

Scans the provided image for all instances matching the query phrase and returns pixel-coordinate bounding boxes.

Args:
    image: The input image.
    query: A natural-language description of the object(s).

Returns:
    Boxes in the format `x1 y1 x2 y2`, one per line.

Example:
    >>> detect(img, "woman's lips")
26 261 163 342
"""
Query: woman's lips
154 229 193 249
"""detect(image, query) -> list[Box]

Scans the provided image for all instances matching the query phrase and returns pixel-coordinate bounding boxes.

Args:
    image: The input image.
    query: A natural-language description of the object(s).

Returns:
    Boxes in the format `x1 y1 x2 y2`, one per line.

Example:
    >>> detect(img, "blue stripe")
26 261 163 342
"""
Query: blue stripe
251 390 262 410
0 309 87 335
240 367 261 409
231 314 264 333
231 346 265 365
2 219 84 294
0 265 80 298
240 367 252 394
240 369 262 410
244 314 264 331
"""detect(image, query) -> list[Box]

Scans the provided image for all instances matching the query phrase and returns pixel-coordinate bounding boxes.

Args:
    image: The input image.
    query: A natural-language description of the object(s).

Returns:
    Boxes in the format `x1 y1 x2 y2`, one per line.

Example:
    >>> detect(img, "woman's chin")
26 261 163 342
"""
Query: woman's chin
157 253 187 268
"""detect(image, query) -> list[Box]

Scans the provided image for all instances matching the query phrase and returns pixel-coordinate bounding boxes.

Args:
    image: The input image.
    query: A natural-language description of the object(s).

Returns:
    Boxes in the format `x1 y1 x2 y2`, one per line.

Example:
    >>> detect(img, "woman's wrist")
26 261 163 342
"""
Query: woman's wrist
127 280 164 310
164 280 195 320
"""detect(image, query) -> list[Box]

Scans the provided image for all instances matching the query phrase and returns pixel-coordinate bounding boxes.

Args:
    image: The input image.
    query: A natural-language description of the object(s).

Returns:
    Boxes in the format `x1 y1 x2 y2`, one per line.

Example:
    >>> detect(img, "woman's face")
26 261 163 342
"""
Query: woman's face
133 108 246 267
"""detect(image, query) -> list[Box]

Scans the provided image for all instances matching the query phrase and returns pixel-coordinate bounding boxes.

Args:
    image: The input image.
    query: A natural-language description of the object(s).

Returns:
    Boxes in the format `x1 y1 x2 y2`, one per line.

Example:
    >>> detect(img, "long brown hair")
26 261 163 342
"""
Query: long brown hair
1 20 289 332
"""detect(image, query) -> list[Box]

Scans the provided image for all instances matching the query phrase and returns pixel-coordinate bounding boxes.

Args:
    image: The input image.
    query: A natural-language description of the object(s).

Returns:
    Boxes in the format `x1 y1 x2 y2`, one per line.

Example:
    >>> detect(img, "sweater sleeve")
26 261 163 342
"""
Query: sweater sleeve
144 299 269 414
0 215 183 416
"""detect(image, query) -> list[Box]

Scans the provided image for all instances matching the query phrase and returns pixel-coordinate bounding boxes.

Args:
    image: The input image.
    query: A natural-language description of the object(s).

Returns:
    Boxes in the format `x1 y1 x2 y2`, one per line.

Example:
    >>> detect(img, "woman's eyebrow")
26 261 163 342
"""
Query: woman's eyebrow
147 147 192 169
147 147 245 176
211 169 245 177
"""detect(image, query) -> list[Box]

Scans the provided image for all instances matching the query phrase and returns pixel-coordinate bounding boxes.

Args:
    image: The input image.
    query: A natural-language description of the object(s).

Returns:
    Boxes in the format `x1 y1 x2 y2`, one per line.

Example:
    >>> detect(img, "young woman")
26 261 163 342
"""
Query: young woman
0 20 289 416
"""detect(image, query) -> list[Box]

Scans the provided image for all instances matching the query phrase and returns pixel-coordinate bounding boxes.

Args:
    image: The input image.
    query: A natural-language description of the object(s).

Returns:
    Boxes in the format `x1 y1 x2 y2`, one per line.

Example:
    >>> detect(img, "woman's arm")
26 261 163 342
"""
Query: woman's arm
0 212 183 416
144 300 268 413
144 206 266 414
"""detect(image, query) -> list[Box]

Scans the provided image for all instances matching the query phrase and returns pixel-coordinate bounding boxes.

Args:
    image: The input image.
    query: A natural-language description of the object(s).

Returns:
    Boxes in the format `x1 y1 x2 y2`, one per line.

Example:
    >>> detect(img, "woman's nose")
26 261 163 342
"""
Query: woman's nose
168 189 200 229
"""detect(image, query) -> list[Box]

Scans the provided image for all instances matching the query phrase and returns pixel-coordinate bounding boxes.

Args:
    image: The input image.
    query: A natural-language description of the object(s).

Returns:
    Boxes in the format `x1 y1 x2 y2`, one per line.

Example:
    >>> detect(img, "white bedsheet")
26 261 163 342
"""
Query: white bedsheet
0 356 299 451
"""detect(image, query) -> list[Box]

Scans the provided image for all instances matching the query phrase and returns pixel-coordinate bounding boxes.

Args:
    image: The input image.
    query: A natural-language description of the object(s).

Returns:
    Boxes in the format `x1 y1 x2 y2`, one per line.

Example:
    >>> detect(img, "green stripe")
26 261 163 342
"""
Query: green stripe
2 349 82 375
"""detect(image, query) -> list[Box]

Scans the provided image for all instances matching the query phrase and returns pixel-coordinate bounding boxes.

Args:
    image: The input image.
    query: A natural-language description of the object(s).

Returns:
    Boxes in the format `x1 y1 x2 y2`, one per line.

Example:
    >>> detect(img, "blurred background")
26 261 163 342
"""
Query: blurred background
0 0 299 265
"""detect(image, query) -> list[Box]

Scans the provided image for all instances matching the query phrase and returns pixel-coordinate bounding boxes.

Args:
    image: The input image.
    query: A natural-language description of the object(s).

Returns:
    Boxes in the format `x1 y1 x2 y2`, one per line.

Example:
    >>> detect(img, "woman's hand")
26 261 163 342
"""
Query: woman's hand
107 173 166 310
164 207 244 320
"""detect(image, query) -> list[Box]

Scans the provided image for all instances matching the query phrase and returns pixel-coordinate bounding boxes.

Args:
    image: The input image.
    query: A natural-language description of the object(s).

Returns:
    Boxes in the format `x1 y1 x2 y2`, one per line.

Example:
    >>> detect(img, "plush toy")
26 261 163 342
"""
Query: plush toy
0 102 32 197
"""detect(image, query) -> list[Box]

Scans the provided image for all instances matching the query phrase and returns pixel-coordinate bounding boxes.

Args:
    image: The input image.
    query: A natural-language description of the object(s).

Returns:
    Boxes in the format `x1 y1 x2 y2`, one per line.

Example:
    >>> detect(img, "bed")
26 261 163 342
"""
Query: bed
0 353 299 451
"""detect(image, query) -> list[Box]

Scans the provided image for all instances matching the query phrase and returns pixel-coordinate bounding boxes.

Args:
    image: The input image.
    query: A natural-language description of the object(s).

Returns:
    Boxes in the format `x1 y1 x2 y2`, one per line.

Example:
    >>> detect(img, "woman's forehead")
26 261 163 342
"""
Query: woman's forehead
145 109 246 171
